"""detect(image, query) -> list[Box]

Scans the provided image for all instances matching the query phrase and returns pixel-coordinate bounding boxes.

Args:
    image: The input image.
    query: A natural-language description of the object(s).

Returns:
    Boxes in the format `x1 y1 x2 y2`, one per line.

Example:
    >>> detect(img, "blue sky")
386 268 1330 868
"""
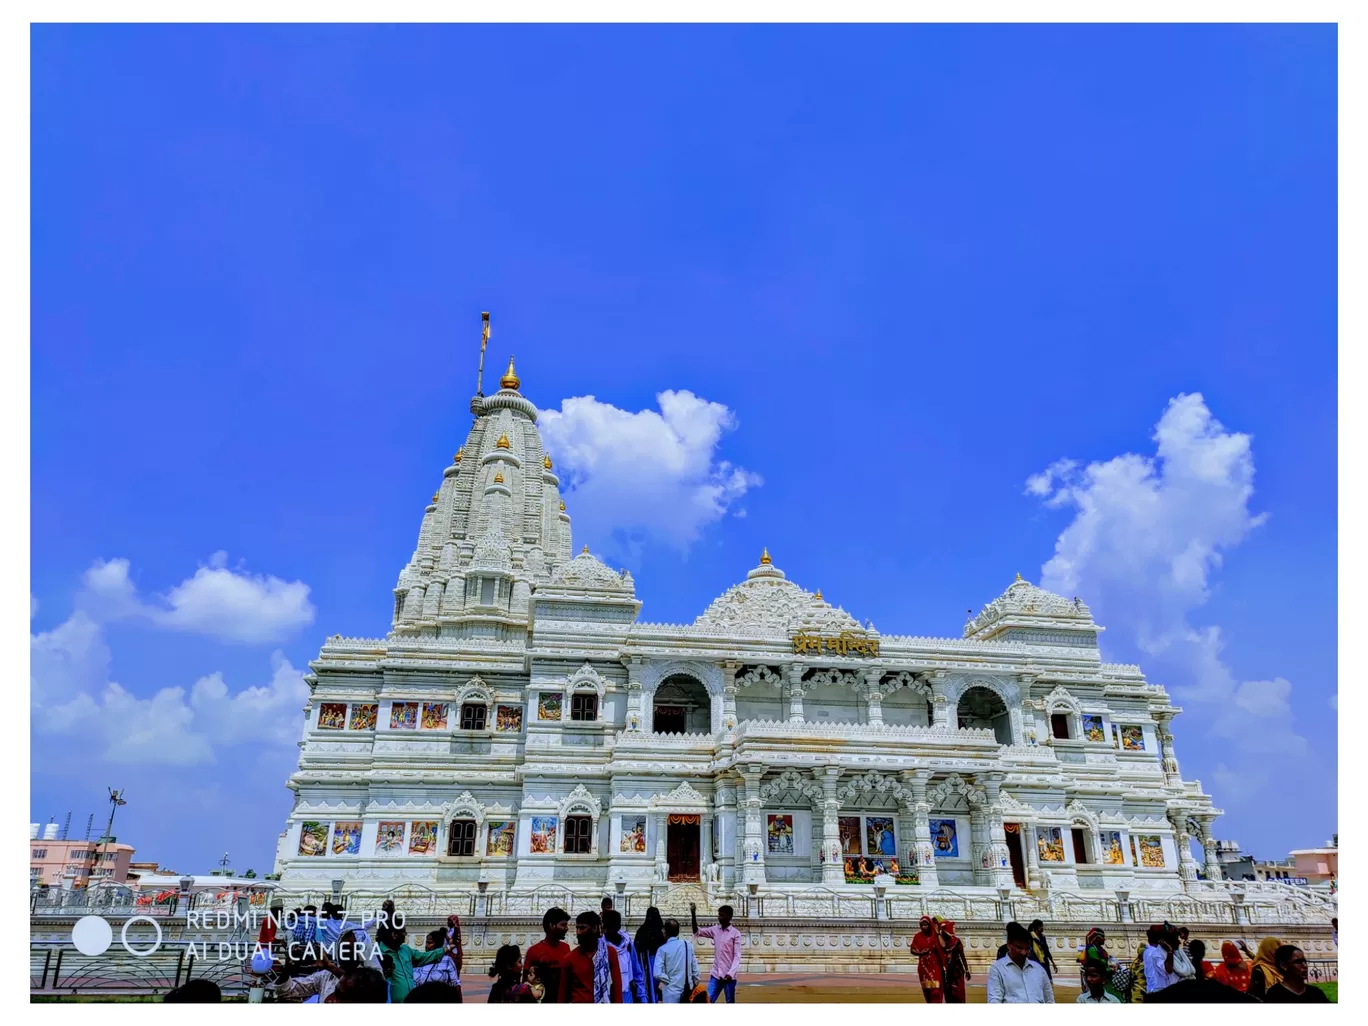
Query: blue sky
31 24 1336 875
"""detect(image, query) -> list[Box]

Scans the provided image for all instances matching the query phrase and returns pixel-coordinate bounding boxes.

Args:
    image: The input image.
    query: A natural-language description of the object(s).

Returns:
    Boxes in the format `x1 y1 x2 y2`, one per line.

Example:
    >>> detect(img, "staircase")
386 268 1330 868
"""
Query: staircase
652 882 712 917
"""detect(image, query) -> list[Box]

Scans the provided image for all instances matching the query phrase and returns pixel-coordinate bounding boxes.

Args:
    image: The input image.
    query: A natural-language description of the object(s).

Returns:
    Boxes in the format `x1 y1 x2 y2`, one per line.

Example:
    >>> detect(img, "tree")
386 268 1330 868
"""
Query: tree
243 869 257 879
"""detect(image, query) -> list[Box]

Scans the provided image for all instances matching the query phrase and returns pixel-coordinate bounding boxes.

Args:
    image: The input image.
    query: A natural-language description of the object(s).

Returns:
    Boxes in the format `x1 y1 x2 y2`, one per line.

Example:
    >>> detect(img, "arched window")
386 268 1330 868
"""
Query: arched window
956 686 1012 744
460 702 488 730
447 819 477 857
564 815 594 854
570 694 598 721
1051 713 1071 740
652 674 709 734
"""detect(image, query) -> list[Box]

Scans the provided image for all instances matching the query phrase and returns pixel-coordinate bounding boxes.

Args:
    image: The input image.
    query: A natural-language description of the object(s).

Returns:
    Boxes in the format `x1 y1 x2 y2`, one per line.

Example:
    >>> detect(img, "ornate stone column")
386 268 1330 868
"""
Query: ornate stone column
785 665 806 724
740 765 767 885
1024 818 1043 889
720 661 740 733
979 774 1015 889
1195 815 1224 882
905 769 939 889
1169 811 1201 891
623 657 645 733
863 668 884 727
927 670 953 730
1155 708 1182 785
815 766 845 884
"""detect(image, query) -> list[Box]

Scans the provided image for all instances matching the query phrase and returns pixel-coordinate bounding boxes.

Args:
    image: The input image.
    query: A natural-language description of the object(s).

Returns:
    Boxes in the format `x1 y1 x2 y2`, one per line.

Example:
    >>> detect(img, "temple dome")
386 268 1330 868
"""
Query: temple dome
694 551 863 636
963 575 1099 644
547 548 635 592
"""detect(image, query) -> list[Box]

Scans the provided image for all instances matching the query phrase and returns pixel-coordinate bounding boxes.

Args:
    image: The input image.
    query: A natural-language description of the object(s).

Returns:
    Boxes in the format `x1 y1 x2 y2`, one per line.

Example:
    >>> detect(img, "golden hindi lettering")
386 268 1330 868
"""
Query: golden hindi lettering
791 631 879 658
792 631 823 655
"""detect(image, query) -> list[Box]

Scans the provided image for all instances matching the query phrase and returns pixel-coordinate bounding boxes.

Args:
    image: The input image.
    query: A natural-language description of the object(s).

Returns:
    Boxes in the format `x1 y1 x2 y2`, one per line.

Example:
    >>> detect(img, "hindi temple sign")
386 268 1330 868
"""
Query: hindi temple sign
791 630 880 658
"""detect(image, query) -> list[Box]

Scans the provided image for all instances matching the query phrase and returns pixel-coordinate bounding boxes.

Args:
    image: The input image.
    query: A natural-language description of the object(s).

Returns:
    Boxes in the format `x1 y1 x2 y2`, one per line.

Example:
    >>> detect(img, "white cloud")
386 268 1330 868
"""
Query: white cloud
30 611 308 768
540 390 762 550
1028 393 1308 800
78 554 315 644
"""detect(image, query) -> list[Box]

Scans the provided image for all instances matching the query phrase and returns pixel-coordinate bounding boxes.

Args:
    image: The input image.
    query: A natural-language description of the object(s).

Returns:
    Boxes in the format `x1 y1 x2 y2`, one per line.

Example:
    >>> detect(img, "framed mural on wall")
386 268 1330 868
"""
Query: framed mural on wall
317 703 347 730
408 821 439 855
495 705 523 732
421 703 449 729
930 818 959 858
1081 714 1105 742
297 821 328 857
331 821 362 856
348 704 378 731
1138 835 1165 867
866 817 897 857
1036 826 1065 862
838 816 862 855
530 816 558 853
1120 725 1146 751
486 821 516 856
537 693 562 721
390 702 418 729
375 822 406 854
1102 831 1126 865
620 816 647 853
766 814 794 855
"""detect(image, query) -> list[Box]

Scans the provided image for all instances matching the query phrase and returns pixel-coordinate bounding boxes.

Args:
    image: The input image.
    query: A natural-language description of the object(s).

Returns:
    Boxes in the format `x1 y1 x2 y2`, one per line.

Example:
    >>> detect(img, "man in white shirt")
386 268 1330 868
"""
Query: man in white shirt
987 922 1055 1003
1142 925 1180 993
652 918 700 1003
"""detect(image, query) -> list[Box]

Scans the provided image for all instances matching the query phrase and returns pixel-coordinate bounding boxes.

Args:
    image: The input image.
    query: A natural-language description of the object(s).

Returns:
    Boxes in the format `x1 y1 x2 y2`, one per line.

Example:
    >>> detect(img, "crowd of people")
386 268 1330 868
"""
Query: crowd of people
968 918 1332 1004
158 895 1333 1005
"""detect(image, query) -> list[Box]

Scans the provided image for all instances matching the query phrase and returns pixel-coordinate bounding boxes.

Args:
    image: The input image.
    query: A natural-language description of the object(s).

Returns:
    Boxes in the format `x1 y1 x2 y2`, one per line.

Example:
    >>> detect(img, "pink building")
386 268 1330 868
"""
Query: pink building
1289 834 1338 885
30 824 135 890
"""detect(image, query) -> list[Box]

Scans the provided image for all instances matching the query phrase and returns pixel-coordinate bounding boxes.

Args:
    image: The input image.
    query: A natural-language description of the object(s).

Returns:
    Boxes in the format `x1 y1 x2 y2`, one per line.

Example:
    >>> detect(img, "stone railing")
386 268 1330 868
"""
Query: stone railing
734 720 998 743
614 730 718 749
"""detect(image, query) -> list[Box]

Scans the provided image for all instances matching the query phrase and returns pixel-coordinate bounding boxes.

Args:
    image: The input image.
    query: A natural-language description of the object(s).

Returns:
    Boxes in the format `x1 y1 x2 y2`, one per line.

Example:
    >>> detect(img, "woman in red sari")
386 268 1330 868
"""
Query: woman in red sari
909 916 945 1003
1209 941 1252 993
936 918 970 1003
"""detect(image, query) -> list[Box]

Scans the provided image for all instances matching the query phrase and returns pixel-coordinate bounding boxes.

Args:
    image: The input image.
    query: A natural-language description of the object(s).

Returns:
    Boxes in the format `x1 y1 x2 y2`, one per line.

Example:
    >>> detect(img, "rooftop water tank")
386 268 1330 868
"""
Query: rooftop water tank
43 823 59 840
29 823 39 839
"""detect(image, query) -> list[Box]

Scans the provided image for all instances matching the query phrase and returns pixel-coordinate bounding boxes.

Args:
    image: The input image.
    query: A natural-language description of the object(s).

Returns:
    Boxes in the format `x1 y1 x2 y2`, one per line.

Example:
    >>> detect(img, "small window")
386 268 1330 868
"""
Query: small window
448 819 477 857
1050 713 1071 740
1071 828 1090 864
32 849 46 859
565 815 594 854
480 578 495 605
571 694 598 721
460 703 488 731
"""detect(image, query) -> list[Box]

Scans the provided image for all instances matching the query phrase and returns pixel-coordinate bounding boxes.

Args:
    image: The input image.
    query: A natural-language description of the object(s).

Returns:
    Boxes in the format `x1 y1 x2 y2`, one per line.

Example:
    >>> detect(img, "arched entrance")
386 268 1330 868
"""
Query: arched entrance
957 686 1012 744
652 674 710 734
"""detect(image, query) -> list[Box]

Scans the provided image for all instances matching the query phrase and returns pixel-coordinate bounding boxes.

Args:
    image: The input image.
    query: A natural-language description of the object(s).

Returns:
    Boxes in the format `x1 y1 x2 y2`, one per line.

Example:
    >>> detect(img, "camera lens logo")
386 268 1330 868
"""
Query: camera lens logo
71 914 163 957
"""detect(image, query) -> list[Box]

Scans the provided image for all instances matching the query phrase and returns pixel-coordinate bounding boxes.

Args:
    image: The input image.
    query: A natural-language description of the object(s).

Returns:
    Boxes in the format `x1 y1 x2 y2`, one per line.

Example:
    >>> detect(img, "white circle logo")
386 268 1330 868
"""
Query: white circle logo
120 915 163 957
71 915 113 956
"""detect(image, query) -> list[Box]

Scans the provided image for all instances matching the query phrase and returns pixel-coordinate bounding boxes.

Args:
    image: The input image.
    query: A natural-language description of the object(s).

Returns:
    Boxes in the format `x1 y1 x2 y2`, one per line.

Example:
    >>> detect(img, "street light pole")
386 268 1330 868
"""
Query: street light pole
98 788 126 891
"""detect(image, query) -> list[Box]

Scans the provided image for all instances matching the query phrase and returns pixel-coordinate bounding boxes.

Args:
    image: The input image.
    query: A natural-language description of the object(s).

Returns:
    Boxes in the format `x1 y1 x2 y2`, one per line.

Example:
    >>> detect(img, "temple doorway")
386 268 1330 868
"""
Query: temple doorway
653 675 710 734
1004 822 1028 888
667 815 701 881
956 686 1013 744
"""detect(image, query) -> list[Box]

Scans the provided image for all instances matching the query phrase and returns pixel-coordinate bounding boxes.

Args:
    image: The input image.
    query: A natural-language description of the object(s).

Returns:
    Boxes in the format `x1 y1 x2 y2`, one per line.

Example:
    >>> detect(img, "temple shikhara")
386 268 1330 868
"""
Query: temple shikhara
273 335 1332 936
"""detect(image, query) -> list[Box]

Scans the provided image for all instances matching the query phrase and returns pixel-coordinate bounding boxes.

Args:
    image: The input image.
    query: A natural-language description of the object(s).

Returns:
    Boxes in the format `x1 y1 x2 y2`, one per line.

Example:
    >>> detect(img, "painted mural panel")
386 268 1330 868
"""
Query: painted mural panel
421 702 449 730
297 821 328 857
838 816 862 855
317 703 347 730
1103 831 1126 865
1082 714 1105 742
486 821 516 856
530 816 558 853
408 821 439 855
1036 826 1066 863
331 821 362 856
1120 725 1146 751
537 693 562 721
766 814 794 855
390 702 419 729
620 816 647 853
495 705 523 732
375 822 406 854
930 818 959 858
865 816 897 857
1138 835 1165 867
348 704 378 731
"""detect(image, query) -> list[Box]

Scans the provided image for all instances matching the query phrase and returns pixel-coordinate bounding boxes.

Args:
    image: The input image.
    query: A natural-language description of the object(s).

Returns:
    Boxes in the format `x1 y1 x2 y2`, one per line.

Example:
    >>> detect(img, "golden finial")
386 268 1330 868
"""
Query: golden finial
499 355 520 391
582 545 590 554
493 471 505 484
496 433 511 449
559 500 566 511
543 454 553 469
815 588 823 600
1015 572 1024 582
454 446 463 463
431 493 439 503
759 547 772 565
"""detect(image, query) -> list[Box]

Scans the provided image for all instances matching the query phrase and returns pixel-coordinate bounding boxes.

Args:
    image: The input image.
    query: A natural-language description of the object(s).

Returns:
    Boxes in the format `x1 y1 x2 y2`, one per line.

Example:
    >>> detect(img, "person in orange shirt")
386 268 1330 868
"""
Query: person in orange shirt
558 910 622 1003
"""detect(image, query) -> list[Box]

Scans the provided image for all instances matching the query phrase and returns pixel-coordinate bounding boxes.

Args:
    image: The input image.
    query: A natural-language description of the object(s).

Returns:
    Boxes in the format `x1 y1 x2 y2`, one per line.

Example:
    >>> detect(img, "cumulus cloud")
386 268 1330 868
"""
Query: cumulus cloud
540 390 762 551
78 552 315 643
30 610 308 767
1027 393 1308 799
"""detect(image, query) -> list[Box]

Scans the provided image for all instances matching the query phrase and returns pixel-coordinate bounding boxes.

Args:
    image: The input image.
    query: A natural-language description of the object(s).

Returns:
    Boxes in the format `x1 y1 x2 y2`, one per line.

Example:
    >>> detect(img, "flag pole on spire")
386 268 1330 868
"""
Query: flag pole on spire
476 311 491 396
